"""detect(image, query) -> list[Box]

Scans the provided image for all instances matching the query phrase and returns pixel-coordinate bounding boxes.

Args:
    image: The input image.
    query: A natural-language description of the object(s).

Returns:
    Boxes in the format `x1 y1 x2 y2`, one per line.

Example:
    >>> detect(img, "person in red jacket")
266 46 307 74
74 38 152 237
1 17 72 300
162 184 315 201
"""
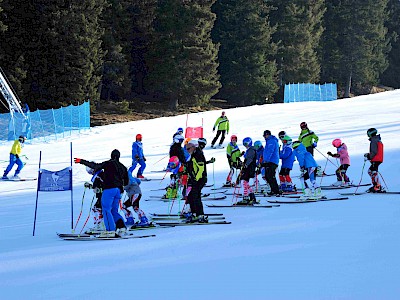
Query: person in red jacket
364 128 384 193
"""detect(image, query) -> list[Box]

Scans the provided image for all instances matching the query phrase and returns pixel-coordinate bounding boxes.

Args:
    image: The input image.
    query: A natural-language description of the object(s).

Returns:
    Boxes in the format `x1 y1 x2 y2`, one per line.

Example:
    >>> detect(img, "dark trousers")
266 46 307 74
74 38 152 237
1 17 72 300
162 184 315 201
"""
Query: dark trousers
264 162 280 193
187 184 204 215
211 130 226 146
306 146 314 156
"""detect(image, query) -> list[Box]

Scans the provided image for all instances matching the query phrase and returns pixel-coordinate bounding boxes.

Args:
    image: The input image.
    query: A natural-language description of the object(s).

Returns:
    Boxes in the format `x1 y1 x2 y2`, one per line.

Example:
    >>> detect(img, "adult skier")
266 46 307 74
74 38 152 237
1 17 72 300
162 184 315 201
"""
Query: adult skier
74 149 129 237
364 128 384 193
236 137 257 205
211 111 229 148
262 130 281 196
327 138 351 186
184 140 207 222
2 135 26 180
129 134 146 179
298 122 319 156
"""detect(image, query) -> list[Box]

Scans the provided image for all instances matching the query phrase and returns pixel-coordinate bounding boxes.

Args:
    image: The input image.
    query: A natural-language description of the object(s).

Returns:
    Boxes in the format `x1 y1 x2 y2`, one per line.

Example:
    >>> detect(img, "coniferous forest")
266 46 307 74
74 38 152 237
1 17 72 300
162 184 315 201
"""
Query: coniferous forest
0 0 399 112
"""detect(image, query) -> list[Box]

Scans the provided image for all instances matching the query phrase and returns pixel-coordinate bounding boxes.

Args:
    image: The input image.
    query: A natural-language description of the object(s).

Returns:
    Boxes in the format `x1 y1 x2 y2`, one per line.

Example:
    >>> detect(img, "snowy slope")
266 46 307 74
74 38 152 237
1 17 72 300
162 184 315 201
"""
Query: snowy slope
1 90 400 300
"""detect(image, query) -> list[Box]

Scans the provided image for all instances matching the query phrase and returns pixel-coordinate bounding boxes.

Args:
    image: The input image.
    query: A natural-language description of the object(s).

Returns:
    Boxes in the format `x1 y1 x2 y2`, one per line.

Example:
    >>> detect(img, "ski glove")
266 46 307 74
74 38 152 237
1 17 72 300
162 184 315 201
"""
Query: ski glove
74 158 81 164
143 157 146 161
312 142 317 148
15 154 19 159
135 155 140 161
212 127 215 132
208 157 216 163
364 153 369 161
327 151 333 156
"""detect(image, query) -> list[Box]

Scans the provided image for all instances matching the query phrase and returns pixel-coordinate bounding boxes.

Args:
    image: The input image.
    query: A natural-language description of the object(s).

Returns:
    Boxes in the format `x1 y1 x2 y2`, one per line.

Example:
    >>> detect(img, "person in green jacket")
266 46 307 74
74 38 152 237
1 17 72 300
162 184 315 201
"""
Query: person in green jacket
211 111 229 148
298 122 319 156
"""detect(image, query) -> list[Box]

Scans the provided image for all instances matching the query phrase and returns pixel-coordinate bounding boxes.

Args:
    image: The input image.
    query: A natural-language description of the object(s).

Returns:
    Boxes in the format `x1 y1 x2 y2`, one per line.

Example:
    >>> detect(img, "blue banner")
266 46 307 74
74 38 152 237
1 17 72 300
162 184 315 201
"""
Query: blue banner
38 167 72 191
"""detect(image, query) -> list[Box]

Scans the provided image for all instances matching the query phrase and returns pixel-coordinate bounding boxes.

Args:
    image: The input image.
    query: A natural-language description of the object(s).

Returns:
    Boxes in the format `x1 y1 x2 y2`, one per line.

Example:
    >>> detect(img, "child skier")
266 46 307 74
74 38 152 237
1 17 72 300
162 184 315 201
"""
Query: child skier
165 156 188 199
122 173 149 226
364 128 384 193
211 111 229 148
298 122 319 156
225 135 242 187
2 135 26 180
84 167 105 231
327 138 351 186
279 135 295 192
292 141 321 197
129 134 146 179
235 137 257 205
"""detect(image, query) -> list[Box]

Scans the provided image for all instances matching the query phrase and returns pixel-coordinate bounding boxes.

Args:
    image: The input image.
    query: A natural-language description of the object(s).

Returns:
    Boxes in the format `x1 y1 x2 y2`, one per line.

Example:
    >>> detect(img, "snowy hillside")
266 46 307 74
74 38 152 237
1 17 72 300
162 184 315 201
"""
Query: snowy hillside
1 90 400 300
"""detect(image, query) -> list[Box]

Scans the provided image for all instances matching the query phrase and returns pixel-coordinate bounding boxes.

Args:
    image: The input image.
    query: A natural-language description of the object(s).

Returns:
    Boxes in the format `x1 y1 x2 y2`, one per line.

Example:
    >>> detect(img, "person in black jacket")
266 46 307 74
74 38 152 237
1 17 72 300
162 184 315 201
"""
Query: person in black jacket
74 149 129 236
169 134 186 165
236 137 257 205
185 140 207 222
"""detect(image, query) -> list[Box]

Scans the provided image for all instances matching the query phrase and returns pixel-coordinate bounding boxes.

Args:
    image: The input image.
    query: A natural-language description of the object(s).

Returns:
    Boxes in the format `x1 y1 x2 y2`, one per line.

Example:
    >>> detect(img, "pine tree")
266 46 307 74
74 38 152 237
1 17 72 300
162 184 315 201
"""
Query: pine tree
321 0 390 97
145 0 220 108
270 0 325 85
212 0 278 105
380 0 400 88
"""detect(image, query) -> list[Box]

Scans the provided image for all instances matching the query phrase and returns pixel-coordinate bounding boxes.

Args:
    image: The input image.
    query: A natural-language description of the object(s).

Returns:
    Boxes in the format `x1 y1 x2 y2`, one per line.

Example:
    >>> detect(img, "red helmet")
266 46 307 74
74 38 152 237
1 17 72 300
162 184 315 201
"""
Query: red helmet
136 134 142 141
231 135 237 142
332 138 342 148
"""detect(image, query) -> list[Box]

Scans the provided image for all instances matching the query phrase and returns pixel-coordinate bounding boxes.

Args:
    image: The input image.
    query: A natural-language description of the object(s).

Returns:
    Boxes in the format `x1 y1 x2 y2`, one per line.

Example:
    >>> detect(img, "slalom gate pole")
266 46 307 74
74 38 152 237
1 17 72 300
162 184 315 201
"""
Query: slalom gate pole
315 148 338 168
32 151 42 236
354 160 367 194
73 186 87 232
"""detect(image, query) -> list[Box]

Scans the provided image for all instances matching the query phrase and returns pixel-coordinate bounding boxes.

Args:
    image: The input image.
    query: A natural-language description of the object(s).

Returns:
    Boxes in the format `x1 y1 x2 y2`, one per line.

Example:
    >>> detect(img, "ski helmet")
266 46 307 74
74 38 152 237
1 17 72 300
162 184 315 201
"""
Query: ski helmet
332 138 342 148
221 111 226 116
254 140 262 150
292 141 301 149
174 134 184 144
136 134 142 141
18 135 26 143
282 135 293 145
243 137 252 147
278 131 286 139
168 156 180 169
230 135 237 142
263 130 271 137
177 127 184 134
300 122 308 129
198 138 207 148
86 165 95 175
111 149 120 160
367 128 377 138
186 139 198 148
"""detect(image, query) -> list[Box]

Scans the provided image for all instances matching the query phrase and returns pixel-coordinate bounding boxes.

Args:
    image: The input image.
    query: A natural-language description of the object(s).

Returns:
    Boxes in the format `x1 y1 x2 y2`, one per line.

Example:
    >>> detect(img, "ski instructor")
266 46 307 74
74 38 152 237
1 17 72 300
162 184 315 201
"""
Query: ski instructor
74 149 129 237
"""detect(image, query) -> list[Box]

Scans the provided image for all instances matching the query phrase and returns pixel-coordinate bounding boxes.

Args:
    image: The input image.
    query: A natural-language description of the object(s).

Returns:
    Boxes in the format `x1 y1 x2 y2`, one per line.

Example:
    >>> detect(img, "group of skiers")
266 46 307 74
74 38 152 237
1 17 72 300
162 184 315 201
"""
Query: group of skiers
1 113 385 236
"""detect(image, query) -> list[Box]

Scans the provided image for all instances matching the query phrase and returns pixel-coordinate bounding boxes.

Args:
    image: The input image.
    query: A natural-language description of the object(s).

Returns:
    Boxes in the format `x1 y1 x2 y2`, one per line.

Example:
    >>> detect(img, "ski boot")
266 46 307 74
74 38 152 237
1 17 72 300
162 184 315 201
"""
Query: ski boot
235 196 250 205
248 193 258 205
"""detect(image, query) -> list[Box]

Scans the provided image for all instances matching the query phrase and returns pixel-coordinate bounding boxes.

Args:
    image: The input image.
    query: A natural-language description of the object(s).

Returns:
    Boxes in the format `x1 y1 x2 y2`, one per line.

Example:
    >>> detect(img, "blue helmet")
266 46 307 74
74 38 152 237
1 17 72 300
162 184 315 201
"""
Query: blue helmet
254 140 262 150
177 127 184 134
243 137 252 147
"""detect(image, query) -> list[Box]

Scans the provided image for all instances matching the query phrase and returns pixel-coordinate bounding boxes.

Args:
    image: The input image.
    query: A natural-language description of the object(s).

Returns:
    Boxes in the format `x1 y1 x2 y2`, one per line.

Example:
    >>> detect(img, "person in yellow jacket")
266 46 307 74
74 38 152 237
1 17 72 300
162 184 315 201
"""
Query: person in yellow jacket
2 136 26 180
211 111 229 148
298 121 319 156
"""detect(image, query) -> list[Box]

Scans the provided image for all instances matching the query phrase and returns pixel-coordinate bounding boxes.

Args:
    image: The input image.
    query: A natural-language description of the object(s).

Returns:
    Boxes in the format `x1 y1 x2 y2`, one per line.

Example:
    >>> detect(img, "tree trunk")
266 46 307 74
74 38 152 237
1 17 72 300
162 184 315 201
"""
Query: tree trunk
344 71 352 98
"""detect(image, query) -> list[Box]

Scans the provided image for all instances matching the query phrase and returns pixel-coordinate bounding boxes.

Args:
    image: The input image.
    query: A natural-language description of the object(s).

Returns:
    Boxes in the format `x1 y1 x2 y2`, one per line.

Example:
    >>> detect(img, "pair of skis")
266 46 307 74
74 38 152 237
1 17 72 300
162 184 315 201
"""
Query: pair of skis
57 232 156 241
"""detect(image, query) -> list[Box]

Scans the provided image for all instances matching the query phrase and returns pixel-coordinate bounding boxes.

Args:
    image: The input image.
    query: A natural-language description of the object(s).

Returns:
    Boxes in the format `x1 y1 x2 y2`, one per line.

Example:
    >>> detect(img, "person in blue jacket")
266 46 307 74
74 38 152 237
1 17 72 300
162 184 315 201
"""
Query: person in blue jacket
292 141 320 197
129 134 146 179
279 135 295 192
262 130 281 195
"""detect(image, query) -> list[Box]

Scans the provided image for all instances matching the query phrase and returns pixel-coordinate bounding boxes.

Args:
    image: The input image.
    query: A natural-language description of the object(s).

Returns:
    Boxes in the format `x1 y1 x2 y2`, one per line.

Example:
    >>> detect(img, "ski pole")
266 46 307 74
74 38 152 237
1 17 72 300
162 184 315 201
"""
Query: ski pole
319 156 329 186
79 195 96 235
353 160 367 194
378 171 388 191
153 154 168 166
73 186 87 232
315 148 339 168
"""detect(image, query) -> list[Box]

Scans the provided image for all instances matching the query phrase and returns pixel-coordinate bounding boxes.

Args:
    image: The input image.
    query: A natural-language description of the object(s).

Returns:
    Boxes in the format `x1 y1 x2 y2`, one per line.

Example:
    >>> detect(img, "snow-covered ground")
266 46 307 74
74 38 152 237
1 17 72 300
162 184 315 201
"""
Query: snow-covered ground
1 90 400 300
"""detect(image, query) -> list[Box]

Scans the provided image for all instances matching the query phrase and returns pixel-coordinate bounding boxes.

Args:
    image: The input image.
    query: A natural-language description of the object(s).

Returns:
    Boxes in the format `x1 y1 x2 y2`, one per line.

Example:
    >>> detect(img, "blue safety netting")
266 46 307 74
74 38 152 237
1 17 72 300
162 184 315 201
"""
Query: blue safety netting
0 101 90 141
284 83 337 103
